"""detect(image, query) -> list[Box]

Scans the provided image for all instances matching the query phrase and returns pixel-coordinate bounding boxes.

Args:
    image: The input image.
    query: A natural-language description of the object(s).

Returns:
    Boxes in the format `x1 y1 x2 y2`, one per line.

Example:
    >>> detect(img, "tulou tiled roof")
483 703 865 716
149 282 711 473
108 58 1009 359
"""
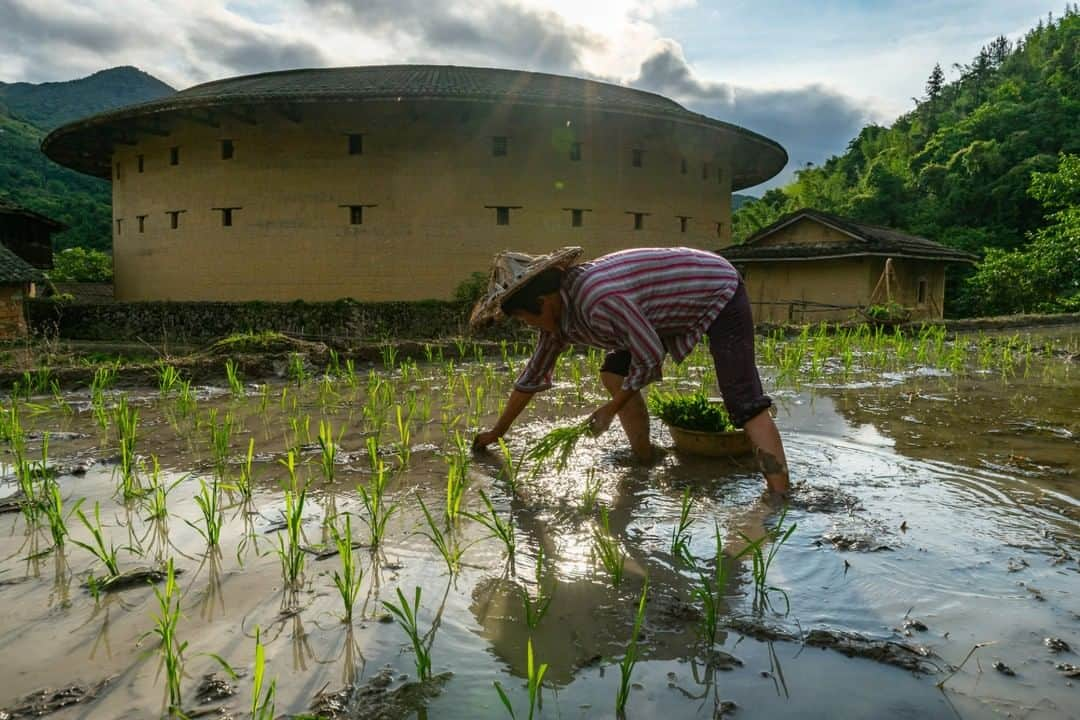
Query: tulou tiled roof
0 243 43 284
720 208 977 264
42 65 787 189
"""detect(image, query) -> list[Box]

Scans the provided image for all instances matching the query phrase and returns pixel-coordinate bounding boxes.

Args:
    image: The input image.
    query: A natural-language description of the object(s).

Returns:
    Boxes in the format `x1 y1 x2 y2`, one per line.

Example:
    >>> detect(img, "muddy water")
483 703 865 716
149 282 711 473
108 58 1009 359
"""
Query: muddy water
1 330 1078 719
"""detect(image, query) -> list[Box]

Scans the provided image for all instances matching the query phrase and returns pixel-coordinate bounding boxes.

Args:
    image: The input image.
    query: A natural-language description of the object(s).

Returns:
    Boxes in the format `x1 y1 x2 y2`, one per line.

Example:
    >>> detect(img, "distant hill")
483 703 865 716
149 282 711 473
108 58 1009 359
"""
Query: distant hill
0 67 174 251
0 66 174 130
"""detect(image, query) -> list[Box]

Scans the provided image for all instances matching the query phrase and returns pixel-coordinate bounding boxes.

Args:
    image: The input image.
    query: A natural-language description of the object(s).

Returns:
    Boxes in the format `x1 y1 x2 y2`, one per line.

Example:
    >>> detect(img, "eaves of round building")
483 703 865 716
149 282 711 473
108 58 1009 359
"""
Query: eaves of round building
41 65 788 191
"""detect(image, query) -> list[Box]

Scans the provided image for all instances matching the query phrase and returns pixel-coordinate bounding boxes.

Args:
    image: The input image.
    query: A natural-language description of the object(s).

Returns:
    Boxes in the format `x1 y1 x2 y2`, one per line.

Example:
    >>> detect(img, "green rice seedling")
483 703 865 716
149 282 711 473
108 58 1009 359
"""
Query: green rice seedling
289 414 311 453
670 488 695 567
737 505 796 614
445 454 470 525
423 343 435 364
418 495 467 576
0 401 22 445
113 396 142 499
318 374 339 409
494 637 548 720
693 521 730 648
580 466 603 513
250 626 277 720
174 379 197 418
156 362 181 396
224 359 244 397
615 579 649 716
207 409 236 481
343 358 358 388
326 348 341 377
466 489 515 562
317 419 342 484
276 452 307 588
145 558 186 715
453 337 467 359
593 506 625 588
231 437 256 500
382 586 433 681
395 405 412 467
330 514 364 623
357 458 397 548
186 477 224 547
72 501 123 579
41 476 81 548
526 421 591 475
13 434 43 529
144 457 182 521
520 546 553 630
496 439 520 495
288 353 307 386
380 343 398 371
50 380 73 416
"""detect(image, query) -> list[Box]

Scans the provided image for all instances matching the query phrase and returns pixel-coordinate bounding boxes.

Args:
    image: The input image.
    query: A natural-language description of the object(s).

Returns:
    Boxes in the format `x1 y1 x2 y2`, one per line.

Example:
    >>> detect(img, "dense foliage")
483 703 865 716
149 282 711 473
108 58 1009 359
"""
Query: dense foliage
0 67 173 252
732 8 1079 316
47 247 113 282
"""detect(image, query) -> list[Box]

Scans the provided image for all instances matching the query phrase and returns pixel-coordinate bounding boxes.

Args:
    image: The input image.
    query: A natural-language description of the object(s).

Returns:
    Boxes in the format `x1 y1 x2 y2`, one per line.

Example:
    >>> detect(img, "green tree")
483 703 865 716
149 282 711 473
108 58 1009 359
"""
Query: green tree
47 247 113 282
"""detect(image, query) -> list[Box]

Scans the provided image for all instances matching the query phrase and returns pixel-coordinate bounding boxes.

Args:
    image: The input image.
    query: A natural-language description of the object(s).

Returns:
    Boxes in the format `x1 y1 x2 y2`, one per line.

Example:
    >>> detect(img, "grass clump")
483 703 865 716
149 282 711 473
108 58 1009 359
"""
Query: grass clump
648 391 735 432
616 579 649 716
382 586 433 681
494 637 547 720
330 514 364 623
592 506 625 588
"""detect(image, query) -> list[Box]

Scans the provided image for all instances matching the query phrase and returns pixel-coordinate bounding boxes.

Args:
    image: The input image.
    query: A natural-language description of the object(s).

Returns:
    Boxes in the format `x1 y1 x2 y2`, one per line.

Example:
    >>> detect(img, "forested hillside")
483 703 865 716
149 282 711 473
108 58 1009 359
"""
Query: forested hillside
0 67 174 251
732 7 1079 315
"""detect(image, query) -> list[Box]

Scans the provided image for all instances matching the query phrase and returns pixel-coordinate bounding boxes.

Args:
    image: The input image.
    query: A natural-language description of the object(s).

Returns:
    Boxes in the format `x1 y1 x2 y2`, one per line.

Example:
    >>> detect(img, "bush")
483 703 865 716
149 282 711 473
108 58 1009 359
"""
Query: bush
453 271 489 305
47 247 113 282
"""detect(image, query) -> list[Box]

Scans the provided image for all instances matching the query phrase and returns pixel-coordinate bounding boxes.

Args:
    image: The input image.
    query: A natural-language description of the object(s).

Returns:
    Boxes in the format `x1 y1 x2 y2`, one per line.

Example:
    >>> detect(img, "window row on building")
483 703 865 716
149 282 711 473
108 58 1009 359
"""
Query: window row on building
115 133 725 183
115 205 724 235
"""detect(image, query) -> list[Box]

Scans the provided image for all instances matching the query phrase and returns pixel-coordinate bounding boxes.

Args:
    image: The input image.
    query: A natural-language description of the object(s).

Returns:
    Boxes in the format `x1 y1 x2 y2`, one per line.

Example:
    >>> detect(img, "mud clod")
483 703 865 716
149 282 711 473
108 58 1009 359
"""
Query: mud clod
0 678 111 718
992 660 1016 676
1044 637 1071 653
195 673 236 704
309 668 451 720
803 629 937 673
87 566 181 593
1056 663 1080 677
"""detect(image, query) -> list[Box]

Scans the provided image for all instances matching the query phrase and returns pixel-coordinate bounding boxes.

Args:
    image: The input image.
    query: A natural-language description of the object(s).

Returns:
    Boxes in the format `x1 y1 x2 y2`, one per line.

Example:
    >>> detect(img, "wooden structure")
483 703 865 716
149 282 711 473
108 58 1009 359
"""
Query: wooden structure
719 209 976 323
0 200 61 336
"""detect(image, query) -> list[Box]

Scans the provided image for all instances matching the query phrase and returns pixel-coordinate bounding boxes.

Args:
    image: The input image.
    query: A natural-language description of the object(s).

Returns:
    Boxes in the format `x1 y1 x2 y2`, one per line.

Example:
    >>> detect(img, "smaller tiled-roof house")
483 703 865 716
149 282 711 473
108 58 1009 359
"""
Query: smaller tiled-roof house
0 200 63 336
719 208 976 323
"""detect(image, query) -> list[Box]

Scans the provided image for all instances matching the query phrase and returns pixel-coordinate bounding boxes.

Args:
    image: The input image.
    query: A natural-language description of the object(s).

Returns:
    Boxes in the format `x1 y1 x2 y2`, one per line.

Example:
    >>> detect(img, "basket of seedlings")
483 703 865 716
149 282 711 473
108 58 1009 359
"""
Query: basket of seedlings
648 391 752 457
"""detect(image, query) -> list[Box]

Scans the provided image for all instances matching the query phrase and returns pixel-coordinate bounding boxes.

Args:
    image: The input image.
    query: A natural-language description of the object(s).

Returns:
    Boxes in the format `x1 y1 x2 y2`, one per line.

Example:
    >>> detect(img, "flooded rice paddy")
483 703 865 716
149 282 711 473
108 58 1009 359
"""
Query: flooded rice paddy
1 325 1078 719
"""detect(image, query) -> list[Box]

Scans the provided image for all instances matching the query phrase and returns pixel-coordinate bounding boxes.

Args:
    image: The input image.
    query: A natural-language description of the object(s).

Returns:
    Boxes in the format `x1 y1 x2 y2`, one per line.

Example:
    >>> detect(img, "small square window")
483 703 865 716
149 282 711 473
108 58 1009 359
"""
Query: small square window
115 163 121 180
917 278 928 306
492 136 508 157
167 210 181 229
116 218 122 235
680 157 687 174
678 216 689 233
170 147 179 166
221 139 234 160
569 142 582 161
221 208 234 227
633 212 644 230
348 133 363 155
349 205 363 225
496 206 510 225
137 215 147 233
137 154 144 173
571 209 583 227
715 221 724 238
632 148 643 167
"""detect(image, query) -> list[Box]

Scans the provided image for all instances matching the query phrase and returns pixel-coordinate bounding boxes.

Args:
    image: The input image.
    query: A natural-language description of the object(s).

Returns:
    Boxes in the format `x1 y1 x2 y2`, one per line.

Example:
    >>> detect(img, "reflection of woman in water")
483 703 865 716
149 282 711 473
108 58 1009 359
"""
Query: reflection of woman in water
469 246 789 495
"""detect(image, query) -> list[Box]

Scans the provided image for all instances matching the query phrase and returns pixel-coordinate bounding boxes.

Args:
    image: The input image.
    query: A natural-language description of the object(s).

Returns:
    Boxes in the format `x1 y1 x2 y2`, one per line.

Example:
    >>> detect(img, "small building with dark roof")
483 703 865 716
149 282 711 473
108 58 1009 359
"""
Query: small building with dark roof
41 65 786 302
719 208 976 322
0 199 63 271
0 239 45 337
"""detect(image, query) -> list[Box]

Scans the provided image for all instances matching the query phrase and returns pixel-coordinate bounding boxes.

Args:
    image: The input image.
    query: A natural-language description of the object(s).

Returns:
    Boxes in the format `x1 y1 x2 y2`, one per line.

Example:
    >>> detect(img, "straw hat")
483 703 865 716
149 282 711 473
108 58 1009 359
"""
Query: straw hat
469 246 584 328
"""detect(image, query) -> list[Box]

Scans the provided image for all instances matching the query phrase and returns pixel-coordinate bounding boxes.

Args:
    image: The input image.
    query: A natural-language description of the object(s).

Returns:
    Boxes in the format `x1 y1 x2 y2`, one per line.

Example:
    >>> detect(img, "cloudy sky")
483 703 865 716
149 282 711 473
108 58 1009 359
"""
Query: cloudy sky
0 0 1061 191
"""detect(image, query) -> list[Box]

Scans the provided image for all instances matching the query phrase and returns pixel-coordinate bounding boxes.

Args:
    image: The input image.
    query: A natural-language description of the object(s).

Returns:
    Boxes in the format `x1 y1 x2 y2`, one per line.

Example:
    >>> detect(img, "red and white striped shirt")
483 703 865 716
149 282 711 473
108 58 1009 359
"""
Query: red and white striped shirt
514 247 740 393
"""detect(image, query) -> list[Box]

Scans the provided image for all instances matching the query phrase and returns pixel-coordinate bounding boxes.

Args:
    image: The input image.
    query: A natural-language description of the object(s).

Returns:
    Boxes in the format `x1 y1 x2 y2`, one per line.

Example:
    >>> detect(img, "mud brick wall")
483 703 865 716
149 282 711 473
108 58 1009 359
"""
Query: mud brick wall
24 298 516 343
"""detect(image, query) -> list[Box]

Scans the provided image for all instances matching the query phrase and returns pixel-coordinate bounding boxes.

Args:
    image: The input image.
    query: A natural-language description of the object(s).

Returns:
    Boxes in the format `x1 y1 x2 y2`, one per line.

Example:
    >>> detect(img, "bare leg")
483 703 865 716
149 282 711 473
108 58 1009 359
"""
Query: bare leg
742 410 789 494
600 371 653 463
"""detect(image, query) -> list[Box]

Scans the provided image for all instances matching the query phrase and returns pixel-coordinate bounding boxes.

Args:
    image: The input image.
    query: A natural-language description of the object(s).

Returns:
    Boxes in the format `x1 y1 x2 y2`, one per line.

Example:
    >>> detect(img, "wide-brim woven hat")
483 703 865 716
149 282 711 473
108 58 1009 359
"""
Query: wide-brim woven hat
469 246 584 329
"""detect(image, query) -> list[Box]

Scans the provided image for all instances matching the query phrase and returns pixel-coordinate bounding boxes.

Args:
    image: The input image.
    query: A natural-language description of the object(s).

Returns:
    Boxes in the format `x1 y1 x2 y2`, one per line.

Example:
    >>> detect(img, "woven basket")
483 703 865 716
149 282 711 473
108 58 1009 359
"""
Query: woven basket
664 423 753 457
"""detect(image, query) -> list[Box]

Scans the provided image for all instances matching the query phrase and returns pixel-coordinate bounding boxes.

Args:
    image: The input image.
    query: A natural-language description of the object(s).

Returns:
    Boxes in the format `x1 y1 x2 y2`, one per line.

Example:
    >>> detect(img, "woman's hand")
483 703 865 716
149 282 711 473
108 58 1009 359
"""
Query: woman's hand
472 429 502 451
587 402 618 437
